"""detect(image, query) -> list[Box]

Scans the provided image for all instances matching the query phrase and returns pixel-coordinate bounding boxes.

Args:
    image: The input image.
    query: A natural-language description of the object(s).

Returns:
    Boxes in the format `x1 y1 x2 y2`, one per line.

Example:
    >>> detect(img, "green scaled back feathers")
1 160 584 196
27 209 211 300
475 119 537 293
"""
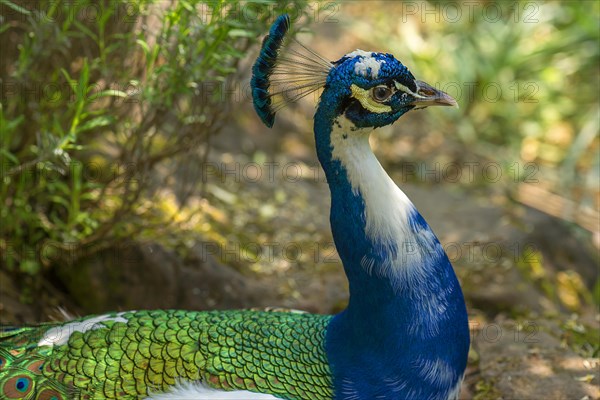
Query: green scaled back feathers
0 310 333 399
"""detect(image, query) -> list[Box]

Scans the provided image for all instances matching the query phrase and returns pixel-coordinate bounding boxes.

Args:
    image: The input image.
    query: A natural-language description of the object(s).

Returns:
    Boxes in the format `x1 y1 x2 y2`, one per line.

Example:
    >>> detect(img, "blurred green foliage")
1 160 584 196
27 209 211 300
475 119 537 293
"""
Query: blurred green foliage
354 1 599 196
0 0 308 299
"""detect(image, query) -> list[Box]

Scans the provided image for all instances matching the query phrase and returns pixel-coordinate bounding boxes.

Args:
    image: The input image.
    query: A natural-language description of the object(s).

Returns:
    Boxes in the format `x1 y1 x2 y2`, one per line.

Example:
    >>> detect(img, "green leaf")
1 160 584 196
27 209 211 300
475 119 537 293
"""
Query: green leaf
49 195 70 208
0 0 31 15
88 89 128 101
228 29 254 38
76 116 114 134
20 260 40 275
136 39 150 56
60 68 76 88
73 20 98 42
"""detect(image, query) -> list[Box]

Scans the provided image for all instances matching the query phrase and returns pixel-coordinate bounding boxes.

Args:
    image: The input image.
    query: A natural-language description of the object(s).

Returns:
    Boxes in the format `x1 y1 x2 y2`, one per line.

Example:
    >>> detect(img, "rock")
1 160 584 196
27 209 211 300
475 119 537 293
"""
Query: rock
0 270 79 324
55 241 276 313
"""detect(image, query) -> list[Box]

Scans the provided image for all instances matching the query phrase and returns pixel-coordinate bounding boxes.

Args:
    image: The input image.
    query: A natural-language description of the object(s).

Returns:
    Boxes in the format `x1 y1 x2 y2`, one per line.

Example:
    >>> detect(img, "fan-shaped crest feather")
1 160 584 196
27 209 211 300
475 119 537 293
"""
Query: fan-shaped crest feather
251 14 332 128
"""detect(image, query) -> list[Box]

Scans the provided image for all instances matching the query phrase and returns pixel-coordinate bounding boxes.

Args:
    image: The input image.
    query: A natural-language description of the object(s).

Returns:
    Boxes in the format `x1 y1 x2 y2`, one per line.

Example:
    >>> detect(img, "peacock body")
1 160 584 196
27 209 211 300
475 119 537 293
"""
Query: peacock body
1 15 469 400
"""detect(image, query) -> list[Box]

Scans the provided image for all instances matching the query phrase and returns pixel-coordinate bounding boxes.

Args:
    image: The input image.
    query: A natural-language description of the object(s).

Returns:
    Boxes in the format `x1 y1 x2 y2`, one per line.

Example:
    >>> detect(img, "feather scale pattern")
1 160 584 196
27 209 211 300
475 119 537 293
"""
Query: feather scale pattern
0 310 332 399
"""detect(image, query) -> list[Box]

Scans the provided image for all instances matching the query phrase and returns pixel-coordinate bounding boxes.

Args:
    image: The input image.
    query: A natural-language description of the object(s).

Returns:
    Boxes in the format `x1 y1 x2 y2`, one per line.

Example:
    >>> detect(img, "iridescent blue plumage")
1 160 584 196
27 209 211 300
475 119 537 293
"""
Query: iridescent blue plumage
251 17 468 400
251 14 291 127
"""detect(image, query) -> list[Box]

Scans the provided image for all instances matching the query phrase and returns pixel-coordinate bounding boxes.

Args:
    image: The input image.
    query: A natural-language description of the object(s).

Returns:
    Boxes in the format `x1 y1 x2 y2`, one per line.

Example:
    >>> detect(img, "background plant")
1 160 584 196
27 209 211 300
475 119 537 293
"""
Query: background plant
352 1 598 203
0 0 309 302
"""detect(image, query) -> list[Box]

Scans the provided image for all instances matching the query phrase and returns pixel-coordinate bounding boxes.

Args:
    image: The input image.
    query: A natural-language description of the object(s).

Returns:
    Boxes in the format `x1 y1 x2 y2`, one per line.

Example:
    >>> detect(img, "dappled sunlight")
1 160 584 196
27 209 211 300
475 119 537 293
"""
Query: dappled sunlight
1 1 598 398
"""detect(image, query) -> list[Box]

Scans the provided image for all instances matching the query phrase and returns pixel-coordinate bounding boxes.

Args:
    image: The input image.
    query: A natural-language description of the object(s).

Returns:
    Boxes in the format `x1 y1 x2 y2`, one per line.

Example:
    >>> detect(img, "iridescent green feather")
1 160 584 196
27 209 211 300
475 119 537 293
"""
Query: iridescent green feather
0 345 76 399
0 310 333 399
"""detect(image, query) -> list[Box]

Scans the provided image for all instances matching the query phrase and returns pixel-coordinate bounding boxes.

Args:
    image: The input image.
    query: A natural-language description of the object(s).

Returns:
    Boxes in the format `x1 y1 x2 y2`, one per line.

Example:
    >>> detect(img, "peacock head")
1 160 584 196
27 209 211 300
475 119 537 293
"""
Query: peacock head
324 50 457 129
251 14 456 130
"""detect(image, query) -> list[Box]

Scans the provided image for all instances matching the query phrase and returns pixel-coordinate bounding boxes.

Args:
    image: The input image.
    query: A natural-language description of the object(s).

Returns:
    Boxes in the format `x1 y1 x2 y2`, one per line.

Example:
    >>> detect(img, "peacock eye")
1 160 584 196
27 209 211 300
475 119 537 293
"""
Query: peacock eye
372 86 392 102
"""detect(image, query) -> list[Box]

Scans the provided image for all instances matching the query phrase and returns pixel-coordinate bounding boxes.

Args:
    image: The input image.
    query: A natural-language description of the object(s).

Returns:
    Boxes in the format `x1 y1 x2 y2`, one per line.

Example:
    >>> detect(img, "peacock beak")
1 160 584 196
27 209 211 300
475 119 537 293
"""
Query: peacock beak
409 80 459 108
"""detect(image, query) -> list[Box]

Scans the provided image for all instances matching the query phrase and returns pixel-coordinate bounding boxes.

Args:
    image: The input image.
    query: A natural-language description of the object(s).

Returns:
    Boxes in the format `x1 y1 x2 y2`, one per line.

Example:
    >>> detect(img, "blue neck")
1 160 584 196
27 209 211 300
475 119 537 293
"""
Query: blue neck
315 90 469 399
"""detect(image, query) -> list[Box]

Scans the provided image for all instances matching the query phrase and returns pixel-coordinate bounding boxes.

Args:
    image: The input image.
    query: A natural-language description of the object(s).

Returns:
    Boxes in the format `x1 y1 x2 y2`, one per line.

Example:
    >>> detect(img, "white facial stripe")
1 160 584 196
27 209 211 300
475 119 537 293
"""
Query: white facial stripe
146 381 280 399
346 49 386 78
394 81 424 98
350 84 392 113
38 312 130 347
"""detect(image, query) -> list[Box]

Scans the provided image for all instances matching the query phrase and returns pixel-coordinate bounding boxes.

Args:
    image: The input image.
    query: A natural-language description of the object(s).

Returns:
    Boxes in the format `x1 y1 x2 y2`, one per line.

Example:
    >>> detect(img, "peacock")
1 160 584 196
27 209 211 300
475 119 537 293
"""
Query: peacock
0 15 469 400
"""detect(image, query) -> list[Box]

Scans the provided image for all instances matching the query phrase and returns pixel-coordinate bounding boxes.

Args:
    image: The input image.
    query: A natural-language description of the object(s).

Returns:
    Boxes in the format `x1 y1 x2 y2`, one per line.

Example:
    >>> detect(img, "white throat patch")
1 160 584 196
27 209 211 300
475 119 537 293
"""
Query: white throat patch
329 116 438 286
329 116 450 337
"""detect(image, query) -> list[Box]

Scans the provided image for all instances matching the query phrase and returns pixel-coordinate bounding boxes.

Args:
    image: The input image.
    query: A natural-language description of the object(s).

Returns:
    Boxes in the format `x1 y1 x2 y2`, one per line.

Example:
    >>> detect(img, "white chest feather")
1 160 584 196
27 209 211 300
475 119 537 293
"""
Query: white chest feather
38 312 130 347
146 381 280 400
